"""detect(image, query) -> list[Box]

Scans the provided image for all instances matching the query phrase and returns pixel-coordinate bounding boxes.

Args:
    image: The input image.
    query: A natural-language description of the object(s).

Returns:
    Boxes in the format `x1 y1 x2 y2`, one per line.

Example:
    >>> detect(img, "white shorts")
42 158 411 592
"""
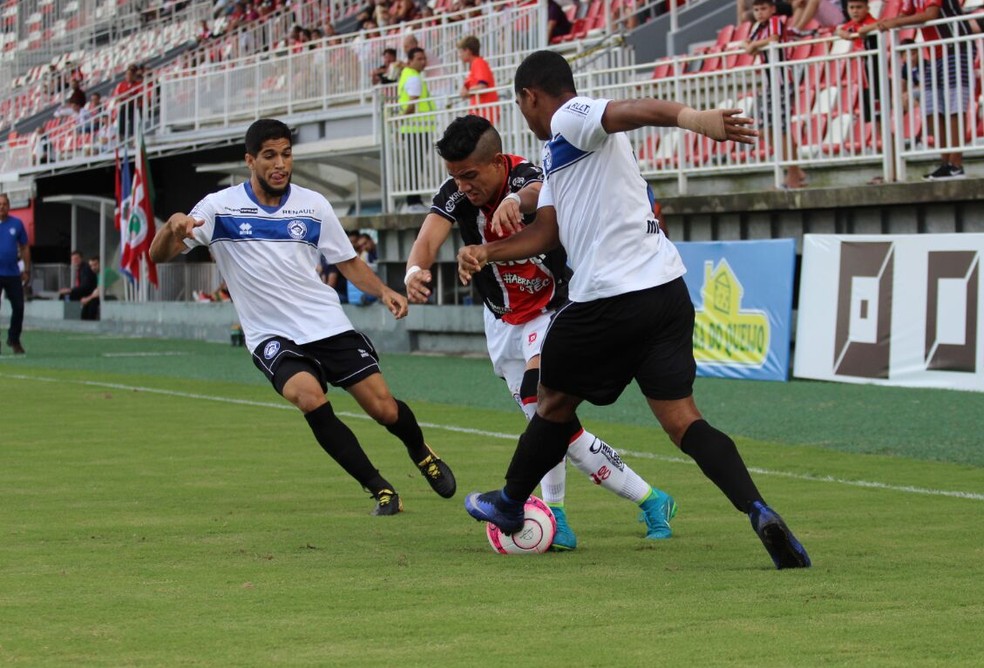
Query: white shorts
483 308 553 403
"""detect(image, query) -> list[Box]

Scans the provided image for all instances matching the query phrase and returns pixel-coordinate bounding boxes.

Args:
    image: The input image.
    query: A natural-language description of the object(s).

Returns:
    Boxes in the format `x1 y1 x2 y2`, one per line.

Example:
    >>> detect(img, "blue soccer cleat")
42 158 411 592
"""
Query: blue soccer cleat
638 489 678 540
465 490 524 535
749 501 812 569
548 504 577 551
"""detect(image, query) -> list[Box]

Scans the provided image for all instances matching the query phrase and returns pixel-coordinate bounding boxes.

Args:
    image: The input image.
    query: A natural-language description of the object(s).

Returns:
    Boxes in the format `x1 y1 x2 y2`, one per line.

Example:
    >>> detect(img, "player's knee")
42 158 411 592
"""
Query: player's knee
281 375 326 413
365 396 399 425
536 387 578 422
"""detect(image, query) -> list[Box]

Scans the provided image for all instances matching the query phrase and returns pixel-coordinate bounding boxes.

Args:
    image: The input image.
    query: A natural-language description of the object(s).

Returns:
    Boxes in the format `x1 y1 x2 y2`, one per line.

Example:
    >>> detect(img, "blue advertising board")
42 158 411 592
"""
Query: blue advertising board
676 239 796 381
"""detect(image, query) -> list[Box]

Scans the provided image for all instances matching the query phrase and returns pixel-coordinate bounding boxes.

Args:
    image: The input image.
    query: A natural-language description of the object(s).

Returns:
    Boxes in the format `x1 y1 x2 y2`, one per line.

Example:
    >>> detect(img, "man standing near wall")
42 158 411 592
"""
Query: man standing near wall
0 193 30 355
398 47 436 213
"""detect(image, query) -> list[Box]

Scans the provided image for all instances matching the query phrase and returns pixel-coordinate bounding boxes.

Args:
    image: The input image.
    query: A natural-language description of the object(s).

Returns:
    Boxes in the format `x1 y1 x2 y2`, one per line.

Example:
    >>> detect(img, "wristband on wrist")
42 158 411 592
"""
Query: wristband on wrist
503 192 521 207
404 265 422 286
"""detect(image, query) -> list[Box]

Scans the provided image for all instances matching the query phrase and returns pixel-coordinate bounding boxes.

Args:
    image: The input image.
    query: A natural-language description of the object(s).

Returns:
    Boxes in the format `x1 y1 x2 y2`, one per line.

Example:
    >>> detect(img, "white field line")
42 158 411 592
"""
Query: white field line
4 372 983 502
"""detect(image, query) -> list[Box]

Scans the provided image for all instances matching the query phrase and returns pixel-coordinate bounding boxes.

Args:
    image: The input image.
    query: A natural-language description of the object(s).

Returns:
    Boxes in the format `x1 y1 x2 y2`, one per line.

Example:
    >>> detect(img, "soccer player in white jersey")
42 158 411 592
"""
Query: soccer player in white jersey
459 52 811 569
405 115 677 550
149 118 456 516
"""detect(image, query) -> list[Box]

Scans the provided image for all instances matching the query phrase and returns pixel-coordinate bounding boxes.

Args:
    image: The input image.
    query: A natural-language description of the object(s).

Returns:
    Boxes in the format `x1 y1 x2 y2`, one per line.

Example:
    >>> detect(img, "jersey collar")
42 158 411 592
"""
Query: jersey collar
244 180 291 213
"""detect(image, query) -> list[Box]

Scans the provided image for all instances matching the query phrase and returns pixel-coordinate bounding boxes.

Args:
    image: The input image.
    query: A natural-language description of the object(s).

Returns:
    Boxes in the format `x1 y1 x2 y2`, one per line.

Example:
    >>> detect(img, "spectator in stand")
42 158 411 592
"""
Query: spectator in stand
113 65 144 140
878 0 976 180
373 0 391 27
391 0 418 23
197 18 214 42
398 47 436 212
66 79 86 109
418 5 436 24
58 250 97 301
738 0 792 23
789 0 844 33
836 0 880 179
898 38 920 114
403 33 419 59
372 48 402 84
78 92 102 135
457 36 499 123
547 0 573 41
743 0 808 189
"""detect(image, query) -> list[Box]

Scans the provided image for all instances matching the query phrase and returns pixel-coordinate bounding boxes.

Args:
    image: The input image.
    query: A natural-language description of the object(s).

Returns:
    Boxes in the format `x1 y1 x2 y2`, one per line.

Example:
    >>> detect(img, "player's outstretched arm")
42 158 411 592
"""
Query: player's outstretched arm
490 181 542 237
336 256 409 319
405 213 453 304
602 99 758 144
149 213 204 263
458 206 560 285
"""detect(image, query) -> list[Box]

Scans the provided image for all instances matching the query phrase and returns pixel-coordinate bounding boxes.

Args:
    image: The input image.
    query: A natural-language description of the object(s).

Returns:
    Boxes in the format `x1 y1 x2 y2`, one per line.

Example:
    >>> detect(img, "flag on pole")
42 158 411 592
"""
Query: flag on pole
120 119 158 287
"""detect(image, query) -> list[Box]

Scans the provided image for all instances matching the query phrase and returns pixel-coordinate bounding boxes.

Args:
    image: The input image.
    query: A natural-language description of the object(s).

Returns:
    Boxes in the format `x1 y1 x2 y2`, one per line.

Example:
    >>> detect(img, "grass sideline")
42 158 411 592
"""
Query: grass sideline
1 332 982 665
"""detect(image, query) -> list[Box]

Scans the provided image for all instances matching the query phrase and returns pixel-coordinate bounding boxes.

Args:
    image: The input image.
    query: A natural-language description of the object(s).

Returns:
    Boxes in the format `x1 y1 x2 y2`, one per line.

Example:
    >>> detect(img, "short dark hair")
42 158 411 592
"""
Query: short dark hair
514 50 576 97
71 249 82 257
751 0 774 5
436 115 502 162
407 46 424 61
457 35 480 55
383 47 396 57
245 118 292 156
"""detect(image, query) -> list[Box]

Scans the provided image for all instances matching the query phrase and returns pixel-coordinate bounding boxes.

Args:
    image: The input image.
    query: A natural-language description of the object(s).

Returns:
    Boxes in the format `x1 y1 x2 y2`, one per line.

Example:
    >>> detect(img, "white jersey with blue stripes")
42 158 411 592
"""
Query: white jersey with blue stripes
186 181 357 351
538 95 685 302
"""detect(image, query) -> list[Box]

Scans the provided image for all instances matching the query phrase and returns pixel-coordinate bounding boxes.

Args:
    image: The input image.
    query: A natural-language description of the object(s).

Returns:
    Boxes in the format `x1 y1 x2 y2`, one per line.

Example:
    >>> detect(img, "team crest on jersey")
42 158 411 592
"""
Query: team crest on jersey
542 149 552 173
511 177 526 188
263 341 281 359
287 220 307 240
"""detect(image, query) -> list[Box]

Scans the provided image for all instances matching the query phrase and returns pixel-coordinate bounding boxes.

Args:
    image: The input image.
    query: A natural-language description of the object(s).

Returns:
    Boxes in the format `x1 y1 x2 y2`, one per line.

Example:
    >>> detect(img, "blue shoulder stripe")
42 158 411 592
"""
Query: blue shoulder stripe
213 215 321 246
545 134 592 176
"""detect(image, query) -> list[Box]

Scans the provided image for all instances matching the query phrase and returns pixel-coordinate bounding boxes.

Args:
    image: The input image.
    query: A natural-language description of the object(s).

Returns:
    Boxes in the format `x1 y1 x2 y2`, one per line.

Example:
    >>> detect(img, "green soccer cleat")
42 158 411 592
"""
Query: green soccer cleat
548 504 577 551
638 489 677 540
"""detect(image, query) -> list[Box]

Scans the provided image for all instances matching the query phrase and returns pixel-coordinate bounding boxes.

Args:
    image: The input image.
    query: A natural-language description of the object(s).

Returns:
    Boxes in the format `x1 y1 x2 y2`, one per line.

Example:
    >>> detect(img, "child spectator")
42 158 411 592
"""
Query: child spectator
835 0 879 129
457 36 499 124
878 0 975 180
743 0 808 188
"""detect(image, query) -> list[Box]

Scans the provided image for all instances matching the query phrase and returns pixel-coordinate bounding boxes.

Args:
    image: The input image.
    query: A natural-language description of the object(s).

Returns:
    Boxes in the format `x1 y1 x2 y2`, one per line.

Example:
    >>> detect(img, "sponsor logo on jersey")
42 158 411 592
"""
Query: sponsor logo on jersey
287 220 308 240
588 438 625 471
358 348 370 358
501 273 550 295
281 208 315 215
238 207 258 214
263 341 281 359
510 177 526 188
528 332 537 345
239 222 253 236
568 101 591 116
445 190 466 212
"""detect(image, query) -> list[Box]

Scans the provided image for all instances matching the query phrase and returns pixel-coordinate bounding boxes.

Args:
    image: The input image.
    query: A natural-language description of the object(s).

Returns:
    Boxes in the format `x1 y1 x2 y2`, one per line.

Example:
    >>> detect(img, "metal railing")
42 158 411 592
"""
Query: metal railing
382 15 984 198
158 0 544 132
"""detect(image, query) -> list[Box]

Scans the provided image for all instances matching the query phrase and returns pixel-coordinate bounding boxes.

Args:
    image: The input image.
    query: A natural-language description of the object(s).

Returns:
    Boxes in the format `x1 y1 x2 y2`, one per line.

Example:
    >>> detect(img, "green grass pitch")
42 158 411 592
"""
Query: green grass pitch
1 332 981 665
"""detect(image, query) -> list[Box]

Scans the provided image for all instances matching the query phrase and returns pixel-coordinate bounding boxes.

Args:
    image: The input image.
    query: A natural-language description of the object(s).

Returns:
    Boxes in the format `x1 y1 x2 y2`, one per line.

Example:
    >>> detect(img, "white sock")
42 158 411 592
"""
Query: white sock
540 459 567 505
566 429 653 504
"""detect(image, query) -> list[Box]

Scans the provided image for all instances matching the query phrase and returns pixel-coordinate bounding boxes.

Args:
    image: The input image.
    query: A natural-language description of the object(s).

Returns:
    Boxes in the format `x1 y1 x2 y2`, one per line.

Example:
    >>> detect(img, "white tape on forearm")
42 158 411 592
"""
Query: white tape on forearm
404 265 422 286
503 192 521 207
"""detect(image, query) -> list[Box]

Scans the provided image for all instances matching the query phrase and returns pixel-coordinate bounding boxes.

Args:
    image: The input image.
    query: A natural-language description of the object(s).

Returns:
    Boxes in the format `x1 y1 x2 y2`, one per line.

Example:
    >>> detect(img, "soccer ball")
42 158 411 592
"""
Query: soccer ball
486 495 557 555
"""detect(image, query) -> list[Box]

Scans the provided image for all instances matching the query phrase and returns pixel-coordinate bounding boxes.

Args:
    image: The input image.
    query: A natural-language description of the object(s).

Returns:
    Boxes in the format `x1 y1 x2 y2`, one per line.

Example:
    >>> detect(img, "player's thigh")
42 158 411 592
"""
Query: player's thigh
635 277 697 402
252 336 328 406
539 300 638 406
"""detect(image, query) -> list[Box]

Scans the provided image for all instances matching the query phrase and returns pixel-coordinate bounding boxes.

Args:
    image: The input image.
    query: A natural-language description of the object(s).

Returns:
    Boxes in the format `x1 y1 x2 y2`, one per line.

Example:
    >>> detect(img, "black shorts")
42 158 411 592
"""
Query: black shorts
539 277 696 405
251 330 381 395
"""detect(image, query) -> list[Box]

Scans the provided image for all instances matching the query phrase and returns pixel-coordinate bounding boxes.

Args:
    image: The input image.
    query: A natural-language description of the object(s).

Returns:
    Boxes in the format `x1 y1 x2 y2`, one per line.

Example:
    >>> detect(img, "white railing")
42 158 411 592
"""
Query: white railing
158 0 544 132
382 15 984 198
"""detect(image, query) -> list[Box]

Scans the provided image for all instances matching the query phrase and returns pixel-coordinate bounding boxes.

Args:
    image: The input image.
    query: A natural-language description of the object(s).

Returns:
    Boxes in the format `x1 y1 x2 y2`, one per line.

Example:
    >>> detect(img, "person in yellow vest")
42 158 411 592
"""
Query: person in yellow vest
397 47 436 212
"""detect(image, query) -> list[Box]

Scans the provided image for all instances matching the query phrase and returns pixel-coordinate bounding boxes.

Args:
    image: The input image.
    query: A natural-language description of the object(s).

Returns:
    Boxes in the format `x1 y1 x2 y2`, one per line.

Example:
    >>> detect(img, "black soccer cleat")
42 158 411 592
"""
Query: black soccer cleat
749 501 811 569
415 445 456 498
371 489 403 516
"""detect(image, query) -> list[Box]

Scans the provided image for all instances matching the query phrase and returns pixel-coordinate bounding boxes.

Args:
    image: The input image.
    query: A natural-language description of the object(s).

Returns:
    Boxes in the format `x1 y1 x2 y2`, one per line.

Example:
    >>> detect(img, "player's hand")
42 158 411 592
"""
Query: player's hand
405 267 432 303
720 109 758 144
457 244 488 285
380 287 409 319
166 213 204 239
490 197 524 237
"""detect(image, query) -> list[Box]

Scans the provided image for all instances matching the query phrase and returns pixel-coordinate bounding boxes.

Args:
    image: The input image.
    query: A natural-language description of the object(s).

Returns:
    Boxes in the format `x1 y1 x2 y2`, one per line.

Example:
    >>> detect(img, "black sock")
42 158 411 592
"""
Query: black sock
503 414 580 501
680 419 763 513
520 368 539 405
305 403 390 493
384 399 429 462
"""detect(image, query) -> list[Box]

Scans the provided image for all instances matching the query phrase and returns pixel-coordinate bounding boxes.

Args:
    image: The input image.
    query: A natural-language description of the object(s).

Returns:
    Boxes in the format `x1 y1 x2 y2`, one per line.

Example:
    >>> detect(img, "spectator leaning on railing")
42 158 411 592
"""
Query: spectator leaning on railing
878 0 978 180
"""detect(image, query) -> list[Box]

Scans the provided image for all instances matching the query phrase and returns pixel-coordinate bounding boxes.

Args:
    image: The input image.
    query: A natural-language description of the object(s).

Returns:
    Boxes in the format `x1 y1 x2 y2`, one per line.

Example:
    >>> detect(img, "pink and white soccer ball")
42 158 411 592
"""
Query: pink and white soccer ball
486 495 557 555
